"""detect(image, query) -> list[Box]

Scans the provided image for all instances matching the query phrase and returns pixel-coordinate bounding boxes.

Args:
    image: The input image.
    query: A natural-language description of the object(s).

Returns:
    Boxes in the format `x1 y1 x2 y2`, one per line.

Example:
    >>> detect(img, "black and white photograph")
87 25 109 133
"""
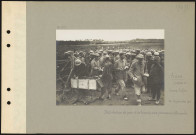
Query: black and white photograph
2 1 195 134
56 30 164 106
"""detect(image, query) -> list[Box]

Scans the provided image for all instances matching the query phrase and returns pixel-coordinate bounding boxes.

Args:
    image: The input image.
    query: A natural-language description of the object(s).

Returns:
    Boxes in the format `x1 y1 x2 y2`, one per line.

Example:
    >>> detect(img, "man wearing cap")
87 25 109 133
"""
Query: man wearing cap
127 52 137 87
149 52 164 105
114 52 129 100
128 53 146 106
131 51 137 65
60 51 75 88
78 51 86 65
90 53 102 76
61 51 72 72
62 51 75 69
154 51 159 57
74 51 79 58
145 52 154 93
135 49 141 55
99 49 103 53
126 52 132 66
85 51 96 76
159 51 164 91
98 51 102 58
89 50 94 54
113 51 120 62
84 52 91 76
112 51 119 83
73 59 86 78
99 55 113 100
124 52 132 85
59 51 72 88
108 52 115 65
99 51 107 66
72 58 89 104
159 51 164 68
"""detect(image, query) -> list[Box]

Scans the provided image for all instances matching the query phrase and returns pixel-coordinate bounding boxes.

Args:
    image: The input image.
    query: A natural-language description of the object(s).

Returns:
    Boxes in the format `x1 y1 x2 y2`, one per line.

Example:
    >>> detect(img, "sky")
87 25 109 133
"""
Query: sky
56 29 164 41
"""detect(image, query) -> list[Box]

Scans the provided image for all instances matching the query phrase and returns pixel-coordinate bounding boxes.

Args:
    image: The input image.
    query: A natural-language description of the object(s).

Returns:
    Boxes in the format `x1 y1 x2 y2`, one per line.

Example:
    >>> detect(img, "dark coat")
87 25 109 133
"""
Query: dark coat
114 59 128 80
149 62 163 85
73 63 86 78
102 61 113 81
101 61 113 89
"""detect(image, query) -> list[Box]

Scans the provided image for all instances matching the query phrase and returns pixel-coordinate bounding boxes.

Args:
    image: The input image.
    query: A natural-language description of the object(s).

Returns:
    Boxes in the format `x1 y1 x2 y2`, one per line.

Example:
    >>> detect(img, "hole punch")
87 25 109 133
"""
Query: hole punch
7 30 11 34
7 88 11 91
7 101 11 105
7 44 11 48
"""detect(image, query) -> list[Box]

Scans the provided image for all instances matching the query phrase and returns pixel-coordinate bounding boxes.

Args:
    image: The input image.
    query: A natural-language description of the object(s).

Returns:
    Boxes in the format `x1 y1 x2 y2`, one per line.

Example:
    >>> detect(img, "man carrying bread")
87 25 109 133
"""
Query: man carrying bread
128 53 146 106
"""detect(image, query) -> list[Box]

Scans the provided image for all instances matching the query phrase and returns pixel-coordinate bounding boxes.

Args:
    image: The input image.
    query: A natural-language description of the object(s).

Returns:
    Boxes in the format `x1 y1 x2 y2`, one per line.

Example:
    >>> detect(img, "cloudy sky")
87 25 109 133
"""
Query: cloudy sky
56 29 164 41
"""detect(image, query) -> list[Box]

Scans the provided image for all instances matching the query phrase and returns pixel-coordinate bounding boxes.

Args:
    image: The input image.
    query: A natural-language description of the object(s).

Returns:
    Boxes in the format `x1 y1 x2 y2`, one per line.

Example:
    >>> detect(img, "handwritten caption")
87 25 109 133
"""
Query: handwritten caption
169 72 187 92
104 110 187 115
168 72 192 104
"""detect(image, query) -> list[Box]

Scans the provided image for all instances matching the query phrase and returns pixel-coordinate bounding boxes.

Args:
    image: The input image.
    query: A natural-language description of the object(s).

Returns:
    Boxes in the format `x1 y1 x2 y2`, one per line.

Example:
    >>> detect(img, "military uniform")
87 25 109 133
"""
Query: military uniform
100 60 113 98
114 58 128 97
90 58 101 76
128 59 145 96
149 57 163 101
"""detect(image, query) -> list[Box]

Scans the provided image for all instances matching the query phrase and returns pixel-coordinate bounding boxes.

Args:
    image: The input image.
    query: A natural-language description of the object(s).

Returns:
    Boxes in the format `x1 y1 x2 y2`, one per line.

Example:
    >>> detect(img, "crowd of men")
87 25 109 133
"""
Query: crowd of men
61 48 164 105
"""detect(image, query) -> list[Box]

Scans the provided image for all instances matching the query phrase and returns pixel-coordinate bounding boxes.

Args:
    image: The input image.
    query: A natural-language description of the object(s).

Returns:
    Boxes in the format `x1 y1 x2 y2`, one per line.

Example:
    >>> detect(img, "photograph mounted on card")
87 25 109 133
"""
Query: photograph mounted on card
1 1 194 134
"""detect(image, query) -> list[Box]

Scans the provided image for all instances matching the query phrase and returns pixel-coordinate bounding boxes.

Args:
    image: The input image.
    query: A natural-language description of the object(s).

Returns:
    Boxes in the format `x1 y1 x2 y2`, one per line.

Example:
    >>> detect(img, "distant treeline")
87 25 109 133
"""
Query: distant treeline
56 39 164 46
132 39 164 43
57 41 91 45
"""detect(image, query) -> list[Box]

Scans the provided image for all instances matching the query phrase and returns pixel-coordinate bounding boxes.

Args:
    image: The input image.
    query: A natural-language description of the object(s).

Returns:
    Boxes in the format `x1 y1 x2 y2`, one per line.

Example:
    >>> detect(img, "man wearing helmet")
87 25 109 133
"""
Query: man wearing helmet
149 52 164 105
72 58 88 104
145 52 154 93
99 51 107 66
99 55 113 100
78 51 86 65
114 52 129 101
72 59 87 78
113 50 120 62
60 51 75 89
128 53 146 106
90 53 102 76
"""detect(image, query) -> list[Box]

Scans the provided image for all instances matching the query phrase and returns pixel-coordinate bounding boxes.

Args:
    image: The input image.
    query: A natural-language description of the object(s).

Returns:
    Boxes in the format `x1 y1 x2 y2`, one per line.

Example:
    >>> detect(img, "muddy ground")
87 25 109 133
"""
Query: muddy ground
56 84 164 106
